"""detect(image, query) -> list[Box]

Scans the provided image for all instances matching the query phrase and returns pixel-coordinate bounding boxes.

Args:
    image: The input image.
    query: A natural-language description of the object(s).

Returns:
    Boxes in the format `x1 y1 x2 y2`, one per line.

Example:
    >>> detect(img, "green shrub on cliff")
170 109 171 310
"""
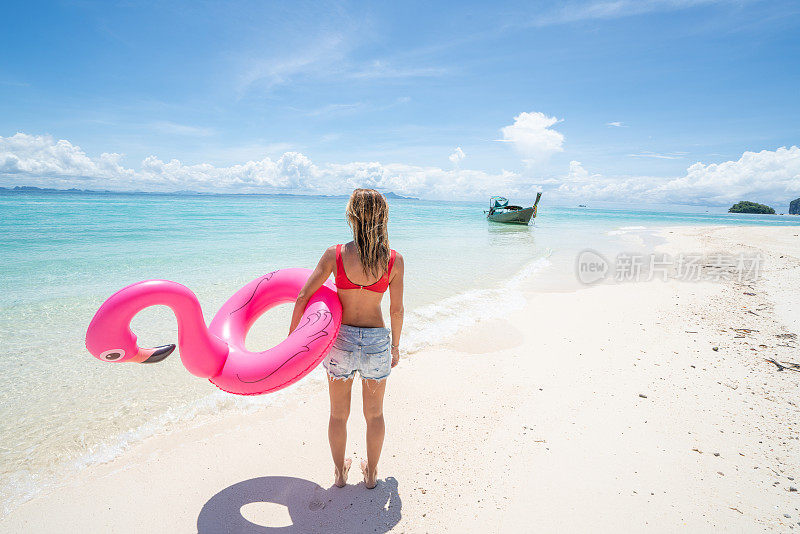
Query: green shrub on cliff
728 201 776 214
790 198 800 215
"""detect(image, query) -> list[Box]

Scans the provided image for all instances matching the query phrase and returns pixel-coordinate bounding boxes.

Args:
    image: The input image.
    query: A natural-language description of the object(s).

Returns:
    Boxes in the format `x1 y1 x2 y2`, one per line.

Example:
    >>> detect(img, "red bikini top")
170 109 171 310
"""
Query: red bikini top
335 244 396 293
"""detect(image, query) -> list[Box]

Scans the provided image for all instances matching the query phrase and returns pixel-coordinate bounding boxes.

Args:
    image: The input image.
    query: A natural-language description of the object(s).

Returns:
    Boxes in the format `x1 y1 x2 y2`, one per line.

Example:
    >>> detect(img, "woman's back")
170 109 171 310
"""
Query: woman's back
334 241 397 328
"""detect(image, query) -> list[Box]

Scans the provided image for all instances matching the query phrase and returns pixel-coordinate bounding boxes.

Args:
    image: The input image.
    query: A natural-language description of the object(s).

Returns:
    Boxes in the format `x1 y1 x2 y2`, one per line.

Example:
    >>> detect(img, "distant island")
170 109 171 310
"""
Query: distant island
383 191 418 200
728 201 775 214
790 198 800 215
0 185 418 200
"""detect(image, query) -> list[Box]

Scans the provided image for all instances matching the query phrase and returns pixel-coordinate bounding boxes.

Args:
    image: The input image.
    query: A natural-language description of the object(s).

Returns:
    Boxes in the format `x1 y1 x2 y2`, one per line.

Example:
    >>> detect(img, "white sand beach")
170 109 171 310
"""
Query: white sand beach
3 225 799 533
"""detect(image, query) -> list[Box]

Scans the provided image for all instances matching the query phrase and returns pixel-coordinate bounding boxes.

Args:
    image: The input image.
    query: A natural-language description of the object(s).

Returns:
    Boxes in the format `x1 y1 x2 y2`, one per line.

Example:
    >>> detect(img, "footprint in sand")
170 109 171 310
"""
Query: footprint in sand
308 499 325 511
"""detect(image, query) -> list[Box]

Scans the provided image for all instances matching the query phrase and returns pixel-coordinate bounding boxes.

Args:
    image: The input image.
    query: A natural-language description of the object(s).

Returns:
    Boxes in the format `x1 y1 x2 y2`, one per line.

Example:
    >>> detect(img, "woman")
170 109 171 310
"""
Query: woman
289 188 404 489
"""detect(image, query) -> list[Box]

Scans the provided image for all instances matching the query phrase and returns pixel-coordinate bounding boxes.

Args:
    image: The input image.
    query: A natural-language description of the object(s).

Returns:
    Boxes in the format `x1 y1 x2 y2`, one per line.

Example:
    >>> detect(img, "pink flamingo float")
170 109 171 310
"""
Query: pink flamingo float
85 268 342 395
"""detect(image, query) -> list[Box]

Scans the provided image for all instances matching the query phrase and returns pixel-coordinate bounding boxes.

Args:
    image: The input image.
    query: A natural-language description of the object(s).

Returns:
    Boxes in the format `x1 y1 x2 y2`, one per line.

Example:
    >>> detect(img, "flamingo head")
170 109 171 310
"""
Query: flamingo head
86 324 176 364
85 281 179 364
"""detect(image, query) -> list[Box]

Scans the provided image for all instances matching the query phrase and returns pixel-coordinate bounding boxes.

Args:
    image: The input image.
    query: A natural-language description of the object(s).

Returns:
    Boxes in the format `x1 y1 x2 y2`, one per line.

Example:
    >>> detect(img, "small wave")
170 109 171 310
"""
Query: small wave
607 225 648 236
402 255 551 353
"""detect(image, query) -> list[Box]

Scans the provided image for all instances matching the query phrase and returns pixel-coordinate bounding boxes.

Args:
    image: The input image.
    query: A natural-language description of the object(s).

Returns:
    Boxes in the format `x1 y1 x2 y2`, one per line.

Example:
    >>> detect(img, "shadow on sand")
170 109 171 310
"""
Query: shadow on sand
197 475 402 534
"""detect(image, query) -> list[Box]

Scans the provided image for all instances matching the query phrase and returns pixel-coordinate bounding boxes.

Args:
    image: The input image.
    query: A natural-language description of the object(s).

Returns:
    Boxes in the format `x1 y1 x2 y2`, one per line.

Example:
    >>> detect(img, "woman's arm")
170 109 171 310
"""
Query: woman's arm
289 247 336 334
388 253 404 367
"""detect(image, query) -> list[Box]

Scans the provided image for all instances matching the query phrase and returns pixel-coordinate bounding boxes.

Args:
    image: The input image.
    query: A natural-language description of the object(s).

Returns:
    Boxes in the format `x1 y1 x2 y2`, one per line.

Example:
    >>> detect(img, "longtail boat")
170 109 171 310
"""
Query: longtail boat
486 192 542 225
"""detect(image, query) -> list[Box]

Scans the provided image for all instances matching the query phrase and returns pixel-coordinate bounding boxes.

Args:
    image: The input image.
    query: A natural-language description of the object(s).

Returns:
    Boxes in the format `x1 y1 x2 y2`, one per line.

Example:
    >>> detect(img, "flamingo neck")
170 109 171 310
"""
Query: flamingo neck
111 280 229 378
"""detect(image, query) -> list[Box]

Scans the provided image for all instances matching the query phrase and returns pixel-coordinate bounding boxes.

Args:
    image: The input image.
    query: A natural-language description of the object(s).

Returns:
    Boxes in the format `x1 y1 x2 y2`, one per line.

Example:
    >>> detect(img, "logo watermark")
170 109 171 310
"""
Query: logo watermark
576 249 610 284
576 250 762 285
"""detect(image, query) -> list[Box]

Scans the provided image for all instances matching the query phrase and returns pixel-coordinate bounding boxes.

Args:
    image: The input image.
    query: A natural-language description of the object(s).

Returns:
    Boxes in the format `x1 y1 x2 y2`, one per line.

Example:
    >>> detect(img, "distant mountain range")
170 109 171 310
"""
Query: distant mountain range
0 185 419 200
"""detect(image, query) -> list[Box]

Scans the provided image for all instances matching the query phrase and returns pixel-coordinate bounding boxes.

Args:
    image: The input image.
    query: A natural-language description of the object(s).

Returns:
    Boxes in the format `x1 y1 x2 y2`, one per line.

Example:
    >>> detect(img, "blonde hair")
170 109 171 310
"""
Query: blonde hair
345 189 390 278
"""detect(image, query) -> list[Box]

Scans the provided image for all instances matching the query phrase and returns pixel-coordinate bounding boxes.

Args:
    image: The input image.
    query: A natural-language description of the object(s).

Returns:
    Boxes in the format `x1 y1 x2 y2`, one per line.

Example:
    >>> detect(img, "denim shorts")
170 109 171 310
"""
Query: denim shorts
323 325 392 381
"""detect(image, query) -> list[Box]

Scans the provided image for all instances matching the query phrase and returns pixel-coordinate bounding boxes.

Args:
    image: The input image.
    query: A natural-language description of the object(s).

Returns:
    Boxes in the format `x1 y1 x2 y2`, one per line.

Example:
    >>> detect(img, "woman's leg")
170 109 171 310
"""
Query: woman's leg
327 374 354 487
361 378 387 489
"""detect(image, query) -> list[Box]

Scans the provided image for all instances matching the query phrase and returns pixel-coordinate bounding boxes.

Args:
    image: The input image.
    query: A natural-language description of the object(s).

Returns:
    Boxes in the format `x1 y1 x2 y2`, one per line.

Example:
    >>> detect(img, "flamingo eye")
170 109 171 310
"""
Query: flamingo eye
100 349 125 361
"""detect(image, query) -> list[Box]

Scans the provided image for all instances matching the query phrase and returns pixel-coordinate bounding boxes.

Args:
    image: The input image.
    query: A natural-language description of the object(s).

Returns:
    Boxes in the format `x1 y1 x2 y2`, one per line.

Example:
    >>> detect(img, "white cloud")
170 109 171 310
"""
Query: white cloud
349 61 447 80
299 102 367 117
238 34 347 95
555 147 800 206
320 133 342 143
657 146 800 205
4 133 799 207
0 133 519 200
0 133 133 183
298 96 411 117
237 32 445 97
150 121 215 137
628 151 688 159
556 160 654 199
606 121 625 128
499 112 564 161
449 147 465 165
563 160 600 184
531 0 722 26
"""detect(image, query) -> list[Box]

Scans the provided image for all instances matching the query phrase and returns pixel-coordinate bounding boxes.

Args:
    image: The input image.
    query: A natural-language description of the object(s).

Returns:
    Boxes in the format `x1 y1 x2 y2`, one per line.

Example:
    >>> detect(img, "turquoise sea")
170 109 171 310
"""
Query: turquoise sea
1 190 799 515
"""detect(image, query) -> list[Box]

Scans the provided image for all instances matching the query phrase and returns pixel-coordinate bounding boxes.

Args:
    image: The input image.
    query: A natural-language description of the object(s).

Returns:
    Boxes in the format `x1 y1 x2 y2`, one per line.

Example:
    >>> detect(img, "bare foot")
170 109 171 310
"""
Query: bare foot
334 458 352 488
360 460 377 489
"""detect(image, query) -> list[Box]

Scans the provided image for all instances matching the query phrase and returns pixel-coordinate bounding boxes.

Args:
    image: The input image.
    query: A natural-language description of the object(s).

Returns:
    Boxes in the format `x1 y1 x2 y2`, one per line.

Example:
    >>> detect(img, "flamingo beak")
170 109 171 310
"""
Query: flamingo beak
131 344 176 363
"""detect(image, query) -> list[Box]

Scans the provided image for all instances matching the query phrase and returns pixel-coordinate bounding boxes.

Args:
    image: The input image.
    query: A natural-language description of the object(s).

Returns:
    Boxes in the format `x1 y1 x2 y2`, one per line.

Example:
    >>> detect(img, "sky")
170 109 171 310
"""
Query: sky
1 0 799 206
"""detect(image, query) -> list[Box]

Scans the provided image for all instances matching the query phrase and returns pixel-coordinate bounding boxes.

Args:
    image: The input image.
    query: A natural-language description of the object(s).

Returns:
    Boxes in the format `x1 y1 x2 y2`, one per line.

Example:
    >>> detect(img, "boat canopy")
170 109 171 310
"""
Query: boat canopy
489 196 508 209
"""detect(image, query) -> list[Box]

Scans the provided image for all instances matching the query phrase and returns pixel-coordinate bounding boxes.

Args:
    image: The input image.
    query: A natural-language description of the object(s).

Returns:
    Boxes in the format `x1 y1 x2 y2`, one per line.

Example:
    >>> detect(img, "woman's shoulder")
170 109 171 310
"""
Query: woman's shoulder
321 245 339 265
390 249 404 267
